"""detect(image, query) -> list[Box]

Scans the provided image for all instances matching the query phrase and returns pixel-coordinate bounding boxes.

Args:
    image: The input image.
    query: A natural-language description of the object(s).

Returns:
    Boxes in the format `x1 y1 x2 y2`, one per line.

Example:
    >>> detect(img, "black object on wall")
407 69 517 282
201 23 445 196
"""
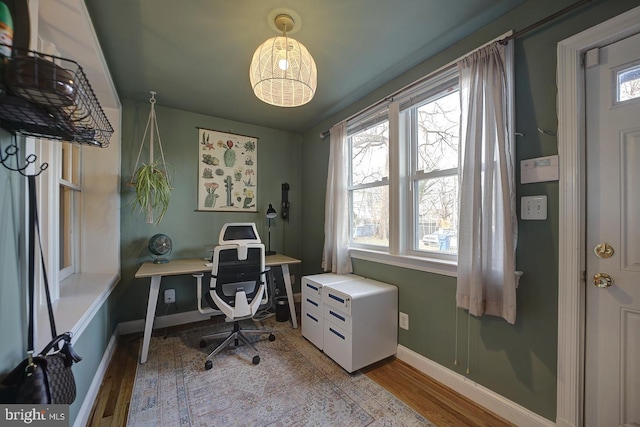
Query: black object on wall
281 183 290 221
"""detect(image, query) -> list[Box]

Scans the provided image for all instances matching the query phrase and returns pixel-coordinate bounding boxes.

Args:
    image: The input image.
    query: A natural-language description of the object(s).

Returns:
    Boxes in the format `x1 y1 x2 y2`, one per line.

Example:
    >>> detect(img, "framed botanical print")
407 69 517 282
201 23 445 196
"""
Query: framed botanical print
197 128 257 212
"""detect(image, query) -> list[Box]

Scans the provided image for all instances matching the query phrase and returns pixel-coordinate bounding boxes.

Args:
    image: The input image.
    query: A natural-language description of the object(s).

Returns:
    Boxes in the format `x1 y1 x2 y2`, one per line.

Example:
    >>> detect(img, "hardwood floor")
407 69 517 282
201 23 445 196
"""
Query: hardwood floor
361 359 513 426
86 313 513 427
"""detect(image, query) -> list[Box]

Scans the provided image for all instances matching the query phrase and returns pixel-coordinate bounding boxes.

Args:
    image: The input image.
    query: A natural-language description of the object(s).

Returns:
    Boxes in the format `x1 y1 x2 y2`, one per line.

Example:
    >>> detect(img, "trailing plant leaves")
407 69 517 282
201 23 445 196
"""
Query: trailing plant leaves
131 163 171 224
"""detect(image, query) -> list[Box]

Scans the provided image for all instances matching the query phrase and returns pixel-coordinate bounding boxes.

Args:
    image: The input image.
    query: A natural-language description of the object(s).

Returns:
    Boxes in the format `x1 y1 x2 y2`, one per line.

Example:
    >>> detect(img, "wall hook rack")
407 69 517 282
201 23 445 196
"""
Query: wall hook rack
1 134 48 177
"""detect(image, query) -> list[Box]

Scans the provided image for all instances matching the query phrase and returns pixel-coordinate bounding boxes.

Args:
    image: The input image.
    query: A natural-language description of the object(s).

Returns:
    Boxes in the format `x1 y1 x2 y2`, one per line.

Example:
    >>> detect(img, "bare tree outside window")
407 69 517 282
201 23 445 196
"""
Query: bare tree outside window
346 79 461 255
413 90 460 253
350 121 389 247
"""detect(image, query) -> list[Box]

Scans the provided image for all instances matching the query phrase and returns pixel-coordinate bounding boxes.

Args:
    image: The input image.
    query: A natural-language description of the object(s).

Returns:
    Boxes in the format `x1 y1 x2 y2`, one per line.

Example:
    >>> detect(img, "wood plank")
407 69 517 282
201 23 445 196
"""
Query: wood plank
362 358 515 427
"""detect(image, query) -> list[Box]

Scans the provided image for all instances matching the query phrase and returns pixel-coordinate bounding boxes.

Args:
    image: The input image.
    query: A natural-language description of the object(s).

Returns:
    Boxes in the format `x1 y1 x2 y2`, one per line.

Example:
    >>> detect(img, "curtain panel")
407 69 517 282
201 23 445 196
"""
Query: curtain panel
322 122 352 274
456 42 518 324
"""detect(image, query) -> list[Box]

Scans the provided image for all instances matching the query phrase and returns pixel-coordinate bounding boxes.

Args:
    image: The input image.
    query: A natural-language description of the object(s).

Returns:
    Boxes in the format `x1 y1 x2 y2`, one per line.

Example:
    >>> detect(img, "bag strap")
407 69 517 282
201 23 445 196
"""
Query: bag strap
26 176 58 352
27 177 36 353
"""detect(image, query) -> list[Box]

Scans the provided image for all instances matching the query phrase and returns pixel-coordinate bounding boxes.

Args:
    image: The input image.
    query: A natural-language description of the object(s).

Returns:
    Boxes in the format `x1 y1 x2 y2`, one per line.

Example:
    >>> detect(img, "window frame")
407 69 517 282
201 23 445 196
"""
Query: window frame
347 66 462 266
36 138 82 302
58 141 82 281
347 107 391 251
404 70 460 261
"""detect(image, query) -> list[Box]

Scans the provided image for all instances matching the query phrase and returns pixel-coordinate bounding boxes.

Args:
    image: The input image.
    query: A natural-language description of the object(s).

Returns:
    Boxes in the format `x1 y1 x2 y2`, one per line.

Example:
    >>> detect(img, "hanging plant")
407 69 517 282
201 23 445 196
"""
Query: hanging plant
131 162 171 224
128 91 172 224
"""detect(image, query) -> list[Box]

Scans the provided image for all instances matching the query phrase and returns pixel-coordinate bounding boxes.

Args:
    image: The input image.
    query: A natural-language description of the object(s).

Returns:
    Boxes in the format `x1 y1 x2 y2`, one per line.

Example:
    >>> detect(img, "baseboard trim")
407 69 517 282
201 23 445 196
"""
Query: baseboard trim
118 309 216 335
118 295 302 336
396 345 555 427
73 331 118 427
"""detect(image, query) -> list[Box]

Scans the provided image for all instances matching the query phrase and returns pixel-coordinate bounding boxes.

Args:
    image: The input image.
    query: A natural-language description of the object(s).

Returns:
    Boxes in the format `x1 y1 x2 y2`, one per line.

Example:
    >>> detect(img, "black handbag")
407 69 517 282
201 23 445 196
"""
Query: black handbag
2 176 82 404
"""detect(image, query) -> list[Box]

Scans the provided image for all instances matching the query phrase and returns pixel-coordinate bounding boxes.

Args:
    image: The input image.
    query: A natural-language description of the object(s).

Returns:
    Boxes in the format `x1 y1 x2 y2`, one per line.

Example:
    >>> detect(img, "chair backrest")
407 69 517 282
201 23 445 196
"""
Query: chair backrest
218 222 261 245
209 223 266 319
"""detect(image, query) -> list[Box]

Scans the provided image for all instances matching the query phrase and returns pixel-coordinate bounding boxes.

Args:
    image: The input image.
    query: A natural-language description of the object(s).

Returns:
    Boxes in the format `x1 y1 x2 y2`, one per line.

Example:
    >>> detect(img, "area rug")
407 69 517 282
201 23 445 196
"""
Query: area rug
127 317 432 426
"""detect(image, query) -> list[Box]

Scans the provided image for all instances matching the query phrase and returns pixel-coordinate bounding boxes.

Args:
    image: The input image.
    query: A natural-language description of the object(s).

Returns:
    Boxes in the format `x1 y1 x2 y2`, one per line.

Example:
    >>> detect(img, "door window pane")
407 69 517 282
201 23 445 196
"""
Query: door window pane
617 64 640 102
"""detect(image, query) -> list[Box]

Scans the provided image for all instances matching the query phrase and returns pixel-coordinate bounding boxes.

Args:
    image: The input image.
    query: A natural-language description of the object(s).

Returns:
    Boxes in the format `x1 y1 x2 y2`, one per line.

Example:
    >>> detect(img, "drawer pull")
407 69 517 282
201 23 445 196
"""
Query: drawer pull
306 313 318 322
329 310 345 322
306 298 318 307
328 293 345 304
306 283 319 291
329 327 345 340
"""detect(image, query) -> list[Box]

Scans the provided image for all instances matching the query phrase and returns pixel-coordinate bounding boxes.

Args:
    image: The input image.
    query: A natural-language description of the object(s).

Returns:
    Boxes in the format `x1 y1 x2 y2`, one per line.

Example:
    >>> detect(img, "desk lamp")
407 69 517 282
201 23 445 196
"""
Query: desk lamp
266 203 277 255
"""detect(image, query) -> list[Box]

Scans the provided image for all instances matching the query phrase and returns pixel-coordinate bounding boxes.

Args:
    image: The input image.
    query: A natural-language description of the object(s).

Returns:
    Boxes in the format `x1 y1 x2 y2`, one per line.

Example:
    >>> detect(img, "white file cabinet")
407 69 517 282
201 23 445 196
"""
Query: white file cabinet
301 273 362 349
322 277 398 373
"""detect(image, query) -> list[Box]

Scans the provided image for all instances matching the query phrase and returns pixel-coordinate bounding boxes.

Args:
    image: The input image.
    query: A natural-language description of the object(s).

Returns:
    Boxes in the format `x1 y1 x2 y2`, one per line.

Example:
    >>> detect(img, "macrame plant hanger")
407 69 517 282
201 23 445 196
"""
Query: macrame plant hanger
129 91 171 224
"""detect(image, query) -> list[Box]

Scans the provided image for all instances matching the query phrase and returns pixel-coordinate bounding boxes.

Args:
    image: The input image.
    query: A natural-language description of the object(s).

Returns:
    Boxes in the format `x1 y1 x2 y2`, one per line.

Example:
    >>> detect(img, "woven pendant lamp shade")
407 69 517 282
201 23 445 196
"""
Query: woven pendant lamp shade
249 15 317 107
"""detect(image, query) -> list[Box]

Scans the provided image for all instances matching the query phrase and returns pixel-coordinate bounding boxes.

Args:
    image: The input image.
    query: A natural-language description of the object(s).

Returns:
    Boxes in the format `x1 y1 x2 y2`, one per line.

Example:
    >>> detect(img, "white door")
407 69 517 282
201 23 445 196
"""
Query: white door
585 32 640 427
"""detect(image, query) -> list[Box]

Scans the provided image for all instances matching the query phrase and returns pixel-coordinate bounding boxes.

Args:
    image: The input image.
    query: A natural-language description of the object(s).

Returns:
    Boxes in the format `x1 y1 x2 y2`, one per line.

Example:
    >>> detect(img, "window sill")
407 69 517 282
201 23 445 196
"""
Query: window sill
36 273 120 350
349 248 458 277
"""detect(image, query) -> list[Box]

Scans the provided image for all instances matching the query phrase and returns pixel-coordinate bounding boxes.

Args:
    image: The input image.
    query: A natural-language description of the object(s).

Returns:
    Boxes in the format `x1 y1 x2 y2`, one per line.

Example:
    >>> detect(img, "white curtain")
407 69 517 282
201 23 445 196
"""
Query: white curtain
321 121 352 274
456 42 518 324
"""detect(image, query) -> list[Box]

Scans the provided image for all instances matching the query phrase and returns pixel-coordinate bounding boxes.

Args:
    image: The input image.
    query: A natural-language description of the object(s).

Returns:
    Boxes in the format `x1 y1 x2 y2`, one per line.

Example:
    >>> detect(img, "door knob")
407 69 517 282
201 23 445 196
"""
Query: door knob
593 243 614 258
593 272 613 288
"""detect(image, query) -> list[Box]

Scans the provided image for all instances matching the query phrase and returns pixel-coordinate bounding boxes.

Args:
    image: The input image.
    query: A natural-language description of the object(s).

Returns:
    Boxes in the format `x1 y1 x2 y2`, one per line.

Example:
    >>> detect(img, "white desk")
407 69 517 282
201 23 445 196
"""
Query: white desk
135 254 301 363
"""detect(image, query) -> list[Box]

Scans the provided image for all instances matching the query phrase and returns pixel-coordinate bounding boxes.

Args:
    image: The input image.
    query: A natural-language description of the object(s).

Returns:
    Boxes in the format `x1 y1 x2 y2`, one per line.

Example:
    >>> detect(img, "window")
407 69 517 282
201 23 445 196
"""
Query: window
348 110 389 248
58 142 81 280
616 62 640 103
338 37 515 282
406 78 460 258
348 68 461 261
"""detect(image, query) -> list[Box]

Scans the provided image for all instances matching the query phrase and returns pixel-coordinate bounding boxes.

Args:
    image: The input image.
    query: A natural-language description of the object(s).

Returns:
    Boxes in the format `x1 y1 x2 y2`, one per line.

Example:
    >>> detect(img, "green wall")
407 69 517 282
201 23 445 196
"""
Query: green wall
299 0 640 421
0 129 26 390
115 100 303 323
0 130 117 426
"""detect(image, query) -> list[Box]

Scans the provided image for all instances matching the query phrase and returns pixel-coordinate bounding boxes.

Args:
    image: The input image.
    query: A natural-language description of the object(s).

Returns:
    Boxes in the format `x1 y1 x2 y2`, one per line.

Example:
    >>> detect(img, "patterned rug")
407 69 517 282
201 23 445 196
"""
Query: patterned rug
127 317 432 426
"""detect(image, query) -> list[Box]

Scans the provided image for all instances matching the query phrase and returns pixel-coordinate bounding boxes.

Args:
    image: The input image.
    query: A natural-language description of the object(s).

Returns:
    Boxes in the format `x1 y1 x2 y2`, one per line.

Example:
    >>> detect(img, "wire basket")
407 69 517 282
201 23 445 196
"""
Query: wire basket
0 44 113 147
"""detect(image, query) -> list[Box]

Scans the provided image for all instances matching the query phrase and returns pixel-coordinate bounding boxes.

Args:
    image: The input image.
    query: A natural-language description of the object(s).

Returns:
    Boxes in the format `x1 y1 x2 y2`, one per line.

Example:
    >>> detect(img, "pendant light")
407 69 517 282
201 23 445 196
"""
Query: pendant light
249 13 317 107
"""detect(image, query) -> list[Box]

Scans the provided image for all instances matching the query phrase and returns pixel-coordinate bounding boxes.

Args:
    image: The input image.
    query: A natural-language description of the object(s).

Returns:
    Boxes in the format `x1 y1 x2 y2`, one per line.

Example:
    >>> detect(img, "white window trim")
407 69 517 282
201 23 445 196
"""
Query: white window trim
58 143 82 281
350 248 458 277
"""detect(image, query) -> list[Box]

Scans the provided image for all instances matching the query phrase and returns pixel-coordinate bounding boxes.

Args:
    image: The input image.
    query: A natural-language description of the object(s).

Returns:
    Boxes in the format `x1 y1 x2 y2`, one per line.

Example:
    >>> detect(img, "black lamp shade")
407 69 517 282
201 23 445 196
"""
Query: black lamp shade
266 203 277 218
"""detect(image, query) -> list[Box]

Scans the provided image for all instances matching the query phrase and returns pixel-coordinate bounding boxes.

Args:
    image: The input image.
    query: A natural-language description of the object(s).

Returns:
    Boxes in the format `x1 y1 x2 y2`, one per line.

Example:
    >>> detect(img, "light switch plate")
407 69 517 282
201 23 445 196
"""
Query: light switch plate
521 196 547 220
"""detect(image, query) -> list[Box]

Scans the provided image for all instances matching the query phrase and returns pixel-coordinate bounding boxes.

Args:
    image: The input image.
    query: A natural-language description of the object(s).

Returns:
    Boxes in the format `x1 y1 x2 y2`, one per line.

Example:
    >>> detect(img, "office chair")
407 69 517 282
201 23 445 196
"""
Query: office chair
194 223 275 370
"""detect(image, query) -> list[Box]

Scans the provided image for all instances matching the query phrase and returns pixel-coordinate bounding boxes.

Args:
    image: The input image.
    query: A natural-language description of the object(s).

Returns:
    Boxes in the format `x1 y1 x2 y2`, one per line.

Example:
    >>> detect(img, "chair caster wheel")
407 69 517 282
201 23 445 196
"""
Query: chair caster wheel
204 360 213 370
268 334 275 342
252 355 260 365
199 340 206 348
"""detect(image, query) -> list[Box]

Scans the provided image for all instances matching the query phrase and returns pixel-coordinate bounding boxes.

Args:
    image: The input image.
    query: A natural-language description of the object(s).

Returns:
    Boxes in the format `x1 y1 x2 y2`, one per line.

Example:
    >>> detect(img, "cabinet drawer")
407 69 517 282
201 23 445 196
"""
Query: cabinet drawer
323 305 352 333
302 280 323 297
303 293 322 313
323 322 353 372
301 306 323 350
323 288 351 315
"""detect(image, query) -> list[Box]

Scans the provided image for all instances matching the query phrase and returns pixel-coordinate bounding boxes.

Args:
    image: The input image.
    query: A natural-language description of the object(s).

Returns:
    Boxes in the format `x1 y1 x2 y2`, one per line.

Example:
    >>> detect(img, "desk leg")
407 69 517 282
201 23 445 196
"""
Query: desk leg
281 264 298 328
140 274 161 363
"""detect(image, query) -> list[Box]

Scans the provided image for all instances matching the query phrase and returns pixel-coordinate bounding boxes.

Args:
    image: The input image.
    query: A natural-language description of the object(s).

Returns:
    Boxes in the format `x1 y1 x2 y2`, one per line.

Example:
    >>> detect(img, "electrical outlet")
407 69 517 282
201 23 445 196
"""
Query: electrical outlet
399 312 409 330
164 289 176 304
